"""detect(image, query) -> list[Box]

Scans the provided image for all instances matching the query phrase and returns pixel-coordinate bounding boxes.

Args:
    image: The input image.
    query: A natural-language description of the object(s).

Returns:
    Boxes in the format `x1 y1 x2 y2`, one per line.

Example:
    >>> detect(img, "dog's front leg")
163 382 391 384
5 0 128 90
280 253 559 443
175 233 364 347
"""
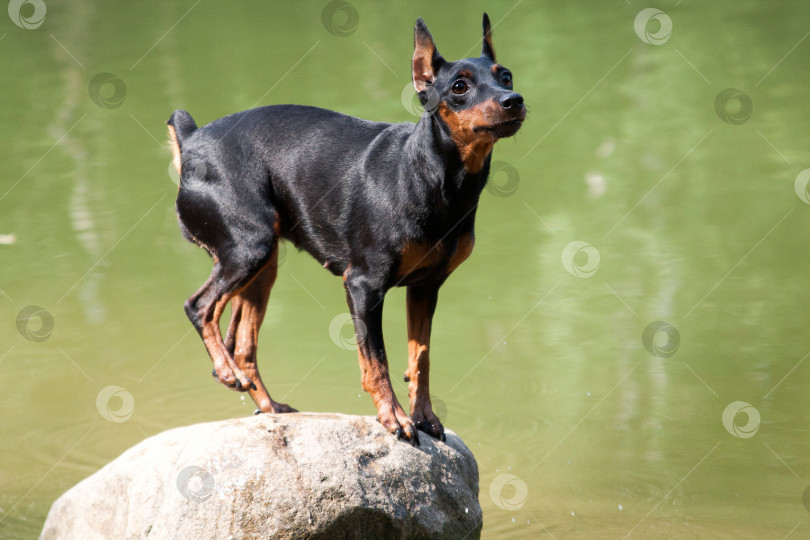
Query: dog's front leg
344 271 419 445
405 284 445 441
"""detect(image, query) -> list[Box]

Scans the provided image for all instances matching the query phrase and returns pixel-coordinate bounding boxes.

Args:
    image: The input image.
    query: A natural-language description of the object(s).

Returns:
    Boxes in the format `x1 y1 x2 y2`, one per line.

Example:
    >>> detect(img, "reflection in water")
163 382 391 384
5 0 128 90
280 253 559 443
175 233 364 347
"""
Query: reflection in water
52 3 107 325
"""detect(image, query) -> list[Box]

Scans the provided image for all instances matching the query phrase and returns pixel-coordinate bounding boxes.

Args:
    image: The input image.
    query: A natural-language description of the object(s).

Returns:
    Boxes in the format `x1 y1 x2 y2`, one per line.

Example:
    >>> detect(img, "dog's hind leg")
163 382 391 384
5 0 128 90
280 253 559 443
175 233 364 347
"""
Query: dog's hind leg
181 220 279 392
185 259 264 392
224 243 297 413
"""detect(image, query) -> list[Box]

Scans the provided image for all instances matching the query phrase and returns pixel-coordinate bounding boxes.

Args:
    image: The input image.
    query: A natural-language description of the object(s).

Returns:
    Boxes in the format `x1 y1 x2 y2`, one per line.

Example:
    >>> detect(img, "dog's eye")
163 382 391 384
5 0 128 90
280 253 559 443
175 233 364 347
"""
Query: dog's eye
502 72 513 88
451 80 468 95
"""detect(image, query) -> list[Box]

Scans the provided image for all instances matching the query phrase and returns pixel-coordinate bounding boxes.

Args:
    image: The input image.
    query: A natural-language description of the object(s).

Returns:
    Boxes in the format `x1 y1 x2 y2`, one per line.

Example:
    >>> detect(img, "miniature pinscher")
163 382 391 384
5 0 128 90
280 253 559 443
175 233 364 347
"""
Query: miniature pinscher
167 14 525 445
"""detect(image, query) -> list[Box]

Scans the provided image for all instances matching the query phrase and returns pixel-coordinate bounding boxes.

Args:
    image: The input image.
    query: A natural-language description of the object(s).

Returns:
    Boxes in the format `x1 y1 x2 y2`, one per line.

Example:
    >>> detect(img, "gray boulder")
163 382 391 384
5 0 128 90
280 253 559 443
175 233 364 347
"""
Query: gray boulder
40 412 481 539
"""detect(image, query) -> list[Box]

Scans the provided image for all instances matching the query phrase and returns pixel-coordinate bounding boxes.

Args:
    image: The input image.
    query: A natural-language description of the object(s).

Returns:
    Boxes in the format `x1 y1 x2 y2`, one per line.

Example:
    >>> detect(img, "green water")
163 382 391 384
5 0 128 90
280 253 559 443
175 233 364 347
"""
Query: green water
2 1 810 538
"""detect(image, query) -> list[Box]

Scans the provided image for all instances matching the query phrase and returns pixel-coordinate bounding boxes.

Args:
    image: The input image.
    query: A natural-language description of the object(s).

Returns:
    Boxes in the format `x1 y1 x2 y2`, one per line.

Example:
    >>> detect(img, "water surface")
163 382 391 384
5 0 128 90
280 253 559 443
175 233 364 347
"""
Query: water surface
2 1 810 538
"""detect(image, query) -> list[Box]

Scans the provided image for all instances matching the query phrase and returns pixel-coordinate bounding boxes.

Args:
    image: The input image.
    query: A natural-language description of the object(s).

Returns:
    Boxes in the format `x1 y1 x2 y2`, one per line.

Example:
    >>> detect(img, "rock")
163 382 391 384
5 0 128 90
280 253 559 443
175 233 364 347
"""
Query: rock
40 413 482 539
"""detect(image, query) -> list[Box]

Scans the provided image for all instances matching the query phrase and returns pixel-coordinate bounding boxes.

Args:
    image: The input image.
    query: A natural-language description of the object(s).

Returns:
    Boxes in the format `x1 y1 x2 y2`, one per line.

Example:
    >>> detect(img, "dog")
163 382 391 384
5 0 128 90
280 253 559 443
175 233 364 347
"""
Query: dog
167 13 525 445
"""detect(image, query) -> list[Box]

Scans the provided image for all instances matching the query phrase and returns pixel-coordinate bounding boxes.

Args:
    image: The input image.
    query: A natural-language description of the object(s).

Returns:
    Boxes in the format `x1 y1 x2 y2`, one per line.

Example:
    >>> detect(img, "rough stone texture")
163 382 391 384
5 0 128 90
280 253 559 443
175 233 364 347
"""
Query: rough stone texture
40 413 481 539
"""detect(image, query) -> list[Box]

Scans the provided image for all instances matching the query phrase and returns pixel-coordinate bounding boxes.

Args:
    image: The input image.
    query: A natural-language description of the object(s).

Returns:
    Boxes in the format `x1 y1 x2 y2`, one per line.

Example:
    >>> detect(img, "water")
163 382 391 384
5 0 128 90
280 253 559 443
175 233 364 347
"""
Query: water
2 1 810 538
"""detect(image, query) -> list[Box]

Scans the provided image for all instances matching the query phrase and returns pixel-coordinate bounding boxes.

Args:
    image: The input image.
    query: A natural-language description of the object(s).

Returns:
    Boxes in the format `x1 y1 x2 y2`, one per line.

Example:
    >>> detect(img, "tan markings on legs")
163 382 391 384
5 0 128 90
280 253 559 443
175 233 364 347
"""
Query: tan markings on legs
186 267 238 384
438 101 501 173
406 289 431 409
405 286 444 439
358 348 387 407
356 341 394 410
223 296 243 358
344 273 417 441
357 346 414 437
446 233 475 275
230 247 296 413
201 257 280 390
201 291 245 386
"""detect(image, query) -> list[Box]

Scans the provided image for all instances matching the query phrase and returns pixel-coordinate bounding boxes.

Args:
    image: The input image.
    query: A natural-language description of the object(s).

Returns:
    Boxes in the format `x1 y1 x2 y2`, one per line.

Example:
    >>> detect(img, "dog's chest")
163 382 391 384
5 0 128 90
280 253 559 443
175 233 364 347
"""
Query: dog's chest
395 233 475 280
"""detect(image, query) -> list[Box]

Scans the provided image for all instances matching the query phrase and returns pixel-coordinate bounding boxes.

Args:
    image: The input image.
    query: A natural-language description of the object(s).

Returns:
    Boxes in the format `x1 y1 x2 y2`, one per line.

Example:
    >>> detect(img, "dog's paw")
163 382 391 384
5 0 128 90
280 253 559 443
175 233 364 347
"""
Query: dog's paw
212 366 255 392
378 404 420 446
411 406 445 442
254 400 298 415
271 402 298 414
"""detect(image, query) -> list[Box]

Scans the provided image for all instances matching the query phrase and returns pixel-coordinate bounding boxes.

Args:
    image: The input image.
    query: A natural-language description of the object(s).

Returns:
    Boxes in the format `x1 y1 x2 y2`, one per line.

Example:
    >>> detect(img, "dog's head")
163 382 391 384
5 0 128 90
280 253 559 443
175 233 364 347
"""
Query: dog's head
412 13 526 172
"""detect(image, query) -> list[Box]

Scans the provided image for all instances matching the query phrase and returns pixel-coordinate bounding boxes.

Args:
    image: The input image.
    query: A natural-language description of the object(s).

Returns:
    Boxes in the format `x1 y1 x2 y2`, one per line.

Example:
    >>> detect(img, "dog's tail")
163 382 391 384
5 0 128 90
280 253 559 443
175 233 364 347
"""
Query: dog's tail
167 109 198 176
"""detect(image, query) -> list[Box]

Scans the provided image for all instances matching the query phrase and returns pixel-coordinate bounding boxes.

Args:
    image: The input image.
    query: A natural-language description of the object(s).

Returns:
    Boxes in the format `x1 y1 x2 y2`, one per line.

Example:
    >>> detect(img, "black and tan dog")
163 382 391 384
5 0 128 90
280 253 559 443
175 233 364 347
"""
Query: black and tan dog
167 14 525 445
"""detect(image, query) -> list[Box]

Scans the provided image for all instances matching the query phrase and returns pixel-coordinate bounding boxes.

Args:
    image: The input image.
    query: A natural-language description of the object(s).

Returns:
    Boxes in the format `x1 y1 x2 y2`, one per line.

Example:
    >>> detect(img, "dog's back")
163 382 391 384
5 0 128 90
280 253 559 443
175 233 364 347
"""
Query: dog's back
167 14 525 444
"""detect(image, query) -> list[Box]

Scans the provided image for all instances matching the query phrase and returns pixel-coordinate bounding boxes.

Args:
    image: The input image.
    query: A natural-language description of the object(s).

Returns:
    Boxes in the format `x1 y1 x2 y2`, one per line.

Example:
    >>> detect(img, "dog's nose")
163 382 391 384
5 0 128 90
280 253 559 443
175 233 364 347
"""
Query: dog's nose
499 92 524 111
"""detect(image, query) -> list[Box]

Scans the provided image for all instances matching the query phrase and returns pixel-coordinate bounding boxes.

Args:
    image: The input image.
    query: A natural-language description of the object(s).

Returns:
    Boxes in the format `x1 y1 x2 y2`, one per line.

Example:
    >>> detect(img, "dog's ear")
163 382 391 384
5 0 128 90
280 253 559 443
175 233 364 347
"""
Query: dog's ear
481 12 496 61
413 18 445 93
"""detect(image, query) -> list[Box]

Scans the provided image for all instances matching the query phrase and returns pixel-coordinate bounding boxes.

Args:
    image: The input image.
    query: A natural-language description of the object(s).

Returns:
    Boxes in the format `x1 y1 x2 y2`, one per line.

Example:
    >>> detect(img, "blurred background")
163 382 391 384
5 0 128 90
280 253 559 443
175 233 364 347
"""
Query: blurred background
2 0 810 538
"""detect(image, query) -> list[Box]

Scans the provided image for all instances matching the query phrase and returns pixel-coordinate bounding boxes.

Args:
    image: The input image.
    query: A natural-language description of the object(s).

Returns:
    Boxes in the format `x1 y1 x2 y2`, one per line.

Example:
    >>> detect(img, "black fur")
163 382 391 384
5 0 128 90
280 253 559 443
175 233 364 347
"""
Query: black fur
168 13 525 443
